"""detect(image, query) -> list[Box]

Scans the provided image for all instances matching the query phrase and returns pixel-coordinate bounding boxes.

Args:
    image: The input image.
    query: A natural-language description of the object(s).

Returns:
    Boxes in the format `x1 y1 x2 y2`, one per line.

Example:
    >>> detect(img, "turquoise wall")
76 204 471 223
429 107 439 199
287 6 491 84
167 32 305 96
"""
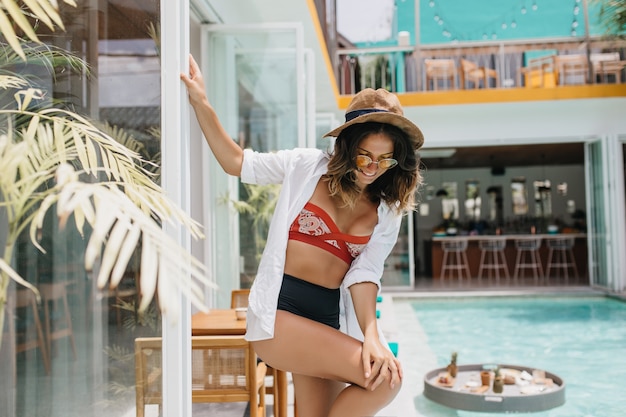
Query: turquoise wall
353 0 606 47
419 0 603 44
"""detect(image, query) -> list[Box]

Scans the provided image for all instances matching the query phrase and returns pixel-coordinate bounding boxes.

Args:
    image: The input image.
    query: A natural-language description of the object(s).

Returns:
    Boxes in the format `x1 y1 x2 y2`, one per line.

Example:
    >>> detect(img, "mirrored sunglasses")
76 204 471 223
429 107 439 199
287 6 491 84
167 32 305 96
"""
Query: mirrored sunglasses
355 155 398 170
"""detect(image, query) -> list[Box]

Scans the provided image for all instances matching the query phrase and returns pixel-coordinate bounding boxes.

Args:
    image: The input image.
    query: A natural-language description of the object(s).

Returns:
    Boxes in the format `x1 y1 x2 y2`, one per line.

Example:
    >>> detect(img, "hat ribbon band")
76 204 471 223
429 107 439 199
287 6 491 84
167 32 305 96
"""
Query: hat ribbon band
345 108 389 122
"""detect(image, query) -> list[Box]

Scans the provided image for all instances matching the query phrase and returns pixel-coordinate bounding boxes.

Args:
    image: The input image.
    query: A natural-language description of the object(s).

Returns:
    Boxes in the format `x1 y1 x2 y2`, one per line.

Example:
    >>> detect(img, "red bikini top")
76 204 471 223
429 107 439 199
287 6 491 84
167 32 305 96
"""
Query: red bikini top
288 202 371 264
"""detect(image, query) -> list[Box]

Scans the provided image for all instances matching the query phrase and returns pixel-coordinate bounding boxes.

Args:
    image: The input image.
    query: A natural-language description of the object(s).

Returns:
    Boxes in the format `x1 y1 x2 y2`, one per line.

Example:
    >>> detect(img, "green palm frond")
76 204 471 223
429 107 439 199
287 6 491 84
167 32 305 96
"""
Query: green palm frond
97 123 162 184
2 89 204 239
0 74 28 90
31 168 214 317
1 86 213 319
0 258 40 298
96 122 149 160
0 0 214 353
146 21 160 57
595 0 626 35
0 41 90 82
0 0 78 60
143 126 162 179
8 90 167 196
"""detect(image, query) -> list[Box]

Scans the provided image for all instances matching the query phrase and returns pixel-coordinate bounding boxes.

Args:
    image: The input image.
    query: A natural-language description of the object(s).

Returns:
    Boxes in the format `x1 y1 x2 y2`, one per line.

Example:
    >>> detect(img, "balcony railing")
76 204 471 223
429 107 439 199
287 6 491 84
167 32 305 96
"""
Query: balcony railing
335 37 626 96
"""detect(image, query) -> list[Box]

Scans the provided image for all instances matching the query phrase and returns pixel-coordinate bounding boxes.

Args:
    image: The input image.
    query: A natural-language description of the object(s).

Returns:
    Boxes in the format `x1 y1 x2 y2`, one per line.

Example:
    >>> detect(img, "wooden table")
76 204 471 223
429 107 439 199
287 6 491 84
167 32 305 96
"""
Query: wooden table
191 308 247 336
192 309 289 417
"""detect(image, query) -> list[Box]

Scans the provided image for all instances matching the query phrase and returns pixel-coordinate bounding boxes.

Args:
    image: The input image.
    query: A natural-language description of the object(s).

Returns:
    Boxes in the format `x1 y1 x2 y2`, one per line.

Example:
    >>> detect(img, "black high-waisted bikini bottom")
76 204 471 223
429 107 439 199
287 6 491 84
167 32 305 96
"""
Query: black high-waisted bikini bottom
277 274 340 329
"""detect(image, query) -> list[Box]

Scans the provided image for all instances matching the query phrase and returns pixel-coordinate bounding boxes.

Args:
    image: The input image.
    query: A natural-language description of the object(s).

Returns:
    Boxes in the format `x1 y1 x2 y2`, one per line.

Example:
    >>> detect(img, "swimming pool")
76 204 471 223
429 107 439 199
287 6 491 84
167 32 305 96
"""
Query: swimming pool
389 295 626 417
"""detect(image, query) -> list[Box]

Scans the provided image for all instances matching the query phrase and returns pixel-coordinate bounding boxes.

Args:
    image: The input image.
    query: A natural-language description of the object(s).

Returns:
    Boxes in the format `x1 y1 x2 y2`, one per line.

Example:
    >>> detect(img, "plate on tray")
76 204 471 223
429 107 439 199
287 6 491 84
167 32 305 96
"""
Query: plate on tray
499 368 521 377
435 372 455 388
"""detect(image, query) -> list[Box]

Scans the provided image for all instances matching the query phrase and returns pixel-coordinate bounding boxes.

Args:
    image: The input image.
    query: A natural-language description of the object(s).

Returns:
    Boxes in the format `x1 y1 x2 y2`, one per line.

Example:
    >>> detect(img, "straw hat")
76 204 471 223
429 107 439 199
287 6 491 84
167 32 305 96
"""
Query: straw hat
324 88 424 150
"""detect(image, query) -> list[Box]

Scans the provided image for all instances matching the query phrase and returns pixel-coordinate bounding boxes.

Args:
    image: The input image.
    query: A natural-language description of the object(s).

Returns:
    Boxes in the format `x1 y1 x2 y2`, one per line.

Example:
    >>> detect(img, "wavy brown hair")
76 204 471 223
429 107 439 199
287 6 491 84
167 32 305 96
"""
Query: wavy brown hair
325 122 422 213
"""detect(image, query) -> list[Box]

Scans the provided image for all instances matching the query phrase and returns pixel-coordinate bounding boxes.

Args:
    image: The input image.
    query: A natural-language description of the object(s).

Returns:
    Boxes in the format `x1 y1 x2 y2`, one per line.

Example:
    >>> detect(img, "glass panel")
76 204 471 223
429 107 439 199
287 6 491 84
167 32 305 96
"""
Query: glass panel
511 177 529 215
1 2 162 416
464 180 481 221
533 179 552 218
486 185 503 225
382 217 412 287
204 26 304 294
586 141 609 287
316 113 339 152
441 181 459 220
206 28 302 152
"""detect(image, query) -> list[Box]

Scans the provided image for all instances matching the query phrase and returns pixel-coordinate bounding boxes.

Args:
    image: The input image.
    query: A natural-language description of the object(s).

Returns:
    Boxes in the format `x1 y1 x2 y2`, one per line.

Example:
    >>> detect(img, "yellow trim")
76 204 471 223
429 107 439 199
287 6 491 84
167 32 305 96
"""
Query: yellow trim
336 84 626 109
305 0 341 99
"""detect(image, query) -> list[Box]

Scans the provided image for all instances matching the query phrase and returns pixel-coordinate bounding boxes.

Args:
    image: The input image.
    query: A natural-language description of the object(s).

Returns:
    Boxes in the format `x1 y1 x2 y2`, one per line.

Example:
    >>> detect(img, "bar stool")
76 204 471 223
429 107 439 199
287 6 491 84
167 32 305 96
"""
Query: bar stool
439 238 471 281
512 236 544 284
40 282 77 360
477 237 510 284
545 236 579 284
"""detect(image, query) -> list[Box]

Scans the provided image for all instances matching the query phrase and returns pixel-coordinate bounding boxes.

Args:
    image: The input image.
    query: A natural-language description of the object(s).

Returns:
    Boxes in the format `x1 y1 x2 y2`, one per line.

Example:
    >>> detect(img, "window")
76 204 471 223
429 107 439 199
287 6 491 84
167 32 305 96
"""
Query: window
511 177 529 215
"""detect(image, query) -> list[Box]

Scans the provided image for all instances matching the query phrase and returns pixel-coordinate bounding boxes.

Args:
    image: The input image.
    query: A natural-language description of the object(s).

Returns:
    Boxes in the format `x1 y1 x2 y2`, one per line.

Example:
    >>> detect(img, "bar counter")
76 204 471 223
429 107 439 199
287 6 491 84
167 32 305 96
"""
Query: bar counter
430 233 587 280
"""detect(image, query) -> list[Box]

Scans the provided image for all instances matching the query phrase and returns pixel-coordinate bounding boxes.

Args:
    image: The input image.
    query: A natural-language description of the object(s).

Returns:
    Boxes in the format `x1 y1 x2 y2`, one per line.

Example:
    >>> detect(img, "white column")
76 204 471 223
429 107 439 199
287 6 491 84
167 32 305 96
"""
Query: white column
160 0 192 416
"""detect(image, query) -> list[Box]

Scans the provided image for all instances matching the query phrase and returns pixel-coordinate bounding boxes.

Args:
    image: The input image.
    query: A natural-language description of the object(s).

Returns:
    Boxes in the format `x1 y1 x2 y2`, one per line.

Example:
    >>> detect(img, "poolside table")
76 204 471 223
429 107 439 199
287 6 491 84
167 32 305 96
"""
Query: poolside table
424 363 565 413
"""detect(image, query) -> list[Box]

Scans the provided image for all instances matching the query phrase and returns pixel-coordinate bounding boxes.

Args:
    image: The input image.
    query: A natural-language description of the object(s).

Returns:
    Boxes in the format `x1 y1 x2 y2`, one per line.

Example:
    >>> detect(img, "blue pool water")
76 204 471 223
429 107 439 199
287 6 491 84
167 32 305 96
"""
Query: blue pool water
409 296 626 417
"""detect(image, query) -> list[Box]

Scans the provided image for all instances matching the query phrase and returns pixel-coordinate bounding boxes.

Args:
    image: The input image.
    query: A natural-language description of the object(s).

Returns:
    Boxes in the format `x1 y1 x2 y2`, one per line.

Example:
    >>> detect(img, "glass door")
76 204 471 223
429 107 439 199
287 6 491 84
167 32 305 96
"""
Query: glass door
585 137 626 291
201 23 309 306
585 139 609 287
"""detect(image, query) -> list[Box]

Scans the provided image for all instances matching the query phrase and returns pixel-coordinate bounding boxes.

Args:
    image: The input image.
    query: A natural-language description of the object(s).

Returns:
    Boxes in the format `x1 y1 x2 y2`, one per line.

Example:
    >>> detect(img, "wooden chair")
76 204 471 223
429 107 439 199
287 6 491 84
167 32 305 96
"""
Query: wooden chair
39 282 77 360
135 335 267 417
230 289 250 309
15 289 50 374
518 52 556 88
459 58 498 89
554 54 588 85
424 58 457 90
591 52 626 83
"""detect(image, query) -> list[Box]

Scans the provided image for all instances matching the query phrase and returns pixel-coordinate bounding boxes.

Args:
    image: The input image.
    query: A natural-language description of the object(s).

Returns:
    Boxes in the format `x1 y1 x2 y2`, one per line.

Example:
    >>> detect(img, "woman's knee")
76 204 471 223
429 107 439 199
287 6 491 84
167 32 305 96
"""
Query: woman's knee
373 376 402 402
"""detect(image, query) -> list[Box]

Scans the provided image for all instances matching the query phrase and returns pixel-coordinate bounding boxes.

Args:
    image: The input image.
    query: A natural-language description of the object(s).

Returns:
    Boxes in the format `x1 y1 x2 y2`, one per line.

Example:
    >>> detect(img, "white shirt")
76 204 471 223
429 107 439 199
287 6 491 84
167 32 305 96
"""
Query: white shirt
240 147 403 343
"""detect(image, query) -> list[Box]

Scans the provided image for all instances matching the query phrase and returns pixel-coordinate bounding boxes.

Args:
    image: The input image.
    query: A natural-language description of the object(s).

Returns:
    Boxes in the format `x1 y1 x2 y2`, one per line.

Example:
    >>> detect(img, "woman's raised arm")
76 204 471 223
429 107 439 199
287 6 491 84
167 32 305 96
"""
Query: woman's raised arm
180 55 243 176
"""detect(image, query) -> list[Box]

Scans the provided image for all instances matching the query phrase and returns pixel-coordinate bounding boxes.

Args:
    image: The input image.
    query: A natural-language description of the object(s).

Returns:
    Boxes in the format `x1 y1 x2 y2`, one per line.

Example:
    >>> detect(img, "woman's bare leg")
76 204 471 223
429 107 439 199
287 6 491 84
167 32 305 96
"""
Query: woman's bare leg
252 310 401 417
292 374 345 417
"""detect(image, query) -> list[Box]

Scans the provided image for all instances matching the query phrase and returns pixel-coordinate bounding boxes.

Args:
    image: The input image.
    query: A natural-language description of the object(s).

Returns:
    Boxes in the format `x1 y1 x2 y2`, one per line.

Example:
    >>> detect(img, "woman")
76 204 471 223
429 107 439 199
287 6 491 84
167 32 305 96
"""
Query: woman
181 55 424 417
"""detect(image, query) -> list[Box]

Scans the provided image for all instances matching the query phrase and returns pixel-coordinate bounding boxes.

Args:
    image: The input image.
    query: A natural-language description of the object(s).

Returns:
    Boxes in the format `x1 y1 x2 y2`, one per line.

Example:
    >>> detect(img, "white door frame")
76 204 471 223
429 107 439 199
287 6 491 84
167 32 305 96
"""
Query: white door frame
160 0 192 416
